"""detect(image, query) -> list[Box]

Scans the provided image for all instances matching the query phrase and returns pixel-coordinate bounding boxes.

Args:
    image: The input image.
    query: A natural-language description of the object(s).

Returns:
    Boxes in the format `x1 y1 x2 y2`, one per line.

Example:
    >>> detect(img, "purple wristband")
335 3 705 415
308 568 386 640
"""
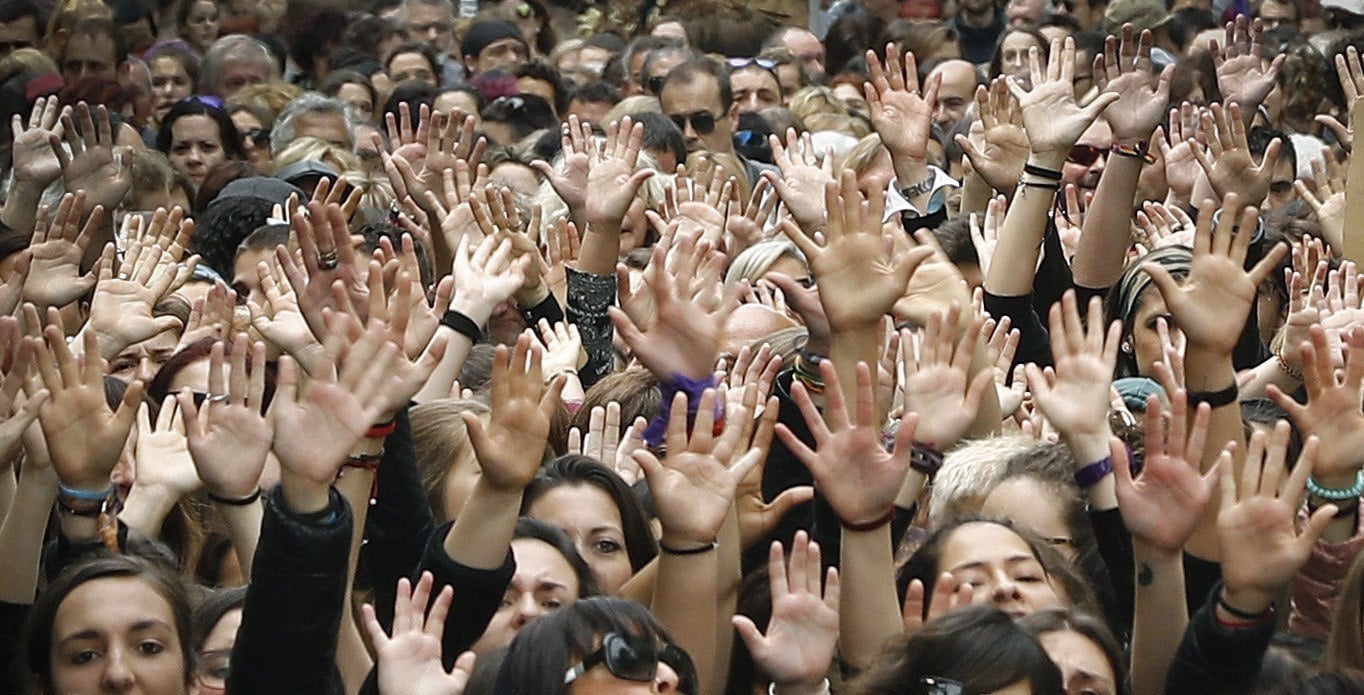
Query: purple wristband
642 374 722 448
1074 455 1114 489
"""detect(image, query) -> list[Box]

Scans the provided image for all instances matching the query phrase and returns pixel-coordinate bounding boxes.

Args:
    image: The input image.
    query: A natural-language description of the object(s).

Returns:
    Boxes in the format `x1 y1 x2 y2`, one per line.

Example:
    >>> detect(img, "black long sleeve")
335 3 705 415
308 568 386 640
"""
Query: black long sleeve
417 522 517 668
227 486 351 695
357 408 433 630
1164 583 1274 695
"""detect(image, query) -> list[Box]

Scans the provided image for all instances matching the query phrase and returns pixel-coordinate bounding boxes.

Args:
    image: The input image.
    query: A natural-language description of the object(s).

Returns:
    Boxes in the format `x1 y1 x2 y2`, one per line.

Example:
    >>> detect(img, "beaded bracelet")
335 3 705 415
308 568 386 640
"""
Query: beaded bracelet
1306 470 1364 501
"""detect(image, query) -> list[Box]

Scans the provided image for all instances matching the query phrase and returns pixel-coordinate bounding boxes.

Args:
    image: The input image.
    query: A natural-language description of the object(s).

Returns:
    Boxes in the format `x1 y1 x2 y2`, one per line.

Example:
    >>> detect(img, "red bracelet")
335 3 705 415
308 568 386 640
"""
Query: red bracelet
838 506 896 532
367 421 396 439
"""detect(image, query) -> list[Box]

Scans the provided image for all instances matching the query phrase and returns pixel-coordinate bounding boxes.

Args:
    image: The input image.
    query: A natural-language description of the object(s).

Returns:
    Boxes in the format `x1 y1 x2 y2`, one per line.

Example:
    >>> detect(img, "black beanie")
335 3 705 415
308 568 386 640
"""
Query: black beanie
460 20 525 60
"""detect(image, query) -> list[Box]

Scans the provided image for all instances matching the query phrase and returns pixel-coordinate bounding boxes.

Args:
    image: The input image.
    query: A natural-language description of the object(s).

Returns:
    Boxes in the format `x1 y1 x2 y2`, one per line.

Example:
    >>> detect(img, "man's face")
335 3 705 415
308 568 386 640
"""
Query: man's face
407 3 454 56
781 29 825 78
214 60 268 97
470 38 527 76
1259 0 1298 30
62 33 119 82
643 52 686 95
292 111 351 148
1062 118 1112 191
661 73 733 155
389 51 437 86
517 76 556 111
0 16 38 58
1006 0 1046 25
1265 156 1296 211
774 63 802 104
731 67 782 113
929 60 976 131
119 61 154 129
567 98 612 127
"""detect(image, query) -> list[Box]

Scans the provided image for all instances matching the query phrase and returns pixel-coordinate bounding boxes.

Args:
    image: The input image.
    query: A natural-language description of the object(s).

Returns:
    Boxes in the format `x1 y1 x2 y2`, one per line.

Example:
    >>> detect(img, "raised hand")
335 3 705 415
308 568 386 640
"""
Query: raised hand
865 45 939 161
1136 200 1196 249
765 129 836 234
33 322 142 491
180 338 273 500
1211 15 1284 116
1142 193 1286 357
900 305 993 449
544 216 580 303
778 360 918 527
1268 325 1364 487
11 96 62 188
1025 292 1121 459
632 388 763 549
131 396 201 499
1007 37 1119 167
1113 390 1218 554
463 334 565 491
732 533 840 693
583 116 654 233
657 159 730 244
531 115 595 219
957 79 1029 194
53 102 131 209
248 260 324 371
609 235 735 380
723 176 779 255
968 194 1005 275
1191 102 1280 204
1158 103 1205 205
1217 423 1334 617
0 327 48 463
385 103 430 170
1096 25 1173 144
269 325 405 512
86 240 196 360
902 572 973 634
23 193 99 308
362 573 476 695
536 319 584 379
1295 148 1346 251
450 234 528 327
1316 47 1364 151
782 171 932 332
280 200 368 340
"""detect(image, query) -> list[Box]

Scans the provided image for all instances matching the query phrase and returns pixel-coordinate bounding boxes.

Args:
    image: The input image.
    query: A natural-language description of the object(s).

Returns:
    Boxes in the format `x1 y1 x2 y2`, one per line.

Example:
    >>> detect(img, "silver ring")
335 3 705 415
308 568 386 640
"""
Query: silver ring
118 273 129 280
207 394 230 403
319 250 340 271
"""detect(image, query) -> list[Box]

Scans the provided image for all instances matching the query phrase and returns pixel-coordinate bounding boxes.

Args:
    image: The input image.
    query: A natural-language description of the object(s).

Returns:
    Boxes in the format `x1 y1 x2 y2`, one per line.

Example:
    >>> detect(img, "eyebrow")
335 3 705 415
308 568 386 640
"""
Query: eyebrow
590 525 623 535
947 555 1039 573
59 620 173 646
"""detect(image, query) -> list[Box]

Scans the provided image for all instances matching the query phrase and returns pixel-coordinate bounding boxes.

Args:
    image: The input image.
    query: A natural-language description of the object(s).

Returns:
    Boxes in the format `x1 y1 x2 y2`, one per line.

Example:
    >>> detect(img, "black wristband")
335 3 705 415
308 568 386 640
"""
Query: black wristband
441 309 484 342
1188 383 1238 409
1023 163 1063 181
1218 590 1271 621
208 488 262 506
658 540 718 555
1020 180 1060 190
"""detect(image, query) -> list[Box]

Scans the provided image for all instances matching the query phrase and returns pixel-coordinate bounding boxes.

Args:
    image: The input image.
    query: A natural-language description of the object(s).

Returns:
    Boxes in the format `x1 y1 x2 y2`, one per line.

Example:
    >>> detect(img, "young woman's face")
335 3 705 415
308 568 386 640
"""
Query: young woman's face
527 483 634 594
183 0 220 50
1037 629 1117 695
1129 285 1176 378
49 576 190 695
981 477 1078 562
938 522 1064 618
167 114 226 187
470 538 580 654
150 57 193 121
196 607 241 695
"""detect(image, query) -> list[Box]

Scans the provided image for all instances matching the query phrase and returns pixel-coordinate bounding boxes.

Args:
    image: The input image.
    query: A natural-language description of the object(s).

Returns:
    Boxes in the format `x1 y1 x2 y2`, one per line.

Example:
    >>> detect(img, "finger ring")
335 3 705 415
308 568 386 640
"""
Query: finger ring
207 394 230 403
319 250 340 270
118 273 129 280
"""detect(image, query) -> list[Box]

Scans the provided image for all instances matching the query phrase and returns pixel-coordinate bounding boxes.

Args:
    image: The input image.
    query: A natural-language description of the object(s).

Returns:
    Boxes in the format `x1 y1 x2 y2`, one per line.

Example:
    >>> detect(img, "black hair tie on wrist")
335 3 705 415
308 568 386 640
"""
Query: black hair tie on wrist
1023 163 1063 181
658 540 718 555
208 488 262 506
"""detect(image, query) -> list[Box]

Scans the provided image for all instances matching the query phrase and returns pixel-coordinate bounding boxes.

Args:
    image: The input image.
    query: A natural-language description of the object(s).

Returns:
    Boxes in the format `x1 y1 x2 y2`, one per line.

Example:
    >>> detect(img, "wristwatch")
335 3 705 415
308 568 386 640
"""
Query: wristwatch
900 173 936 199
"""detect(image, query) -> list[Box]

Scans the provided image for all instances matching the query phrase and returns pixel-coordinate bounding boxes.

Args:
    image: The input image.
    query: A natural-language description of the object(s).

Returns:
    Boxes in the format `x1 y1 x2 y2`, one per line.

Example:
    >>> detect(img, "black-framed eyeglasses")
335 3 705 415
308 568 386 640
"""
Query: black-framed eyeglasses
669 110 718 135
563 632 699 694
1067 144 1104 167
197 649 231 689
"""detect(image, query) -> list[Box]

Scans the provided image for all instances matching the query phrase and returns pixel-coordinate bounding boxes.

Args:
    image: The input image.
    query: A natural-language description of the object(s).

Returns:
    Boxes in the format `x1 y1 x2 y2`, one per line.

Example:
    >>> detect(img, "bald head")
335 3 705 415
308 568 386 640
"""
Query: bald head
928 59 978 132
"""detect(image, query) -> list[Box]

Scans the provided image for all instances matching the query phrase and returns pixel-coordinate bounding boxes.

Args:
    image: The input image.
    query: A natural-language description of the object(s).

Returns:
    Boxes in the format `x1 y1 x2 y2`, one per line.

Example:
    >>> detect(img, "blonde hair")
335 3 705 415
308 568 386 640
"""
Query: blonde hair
789 86 847 122
46 0 111 59
603 95 662 124
843 133 886 176
226 81 304 122
339 168 396 212
410 398 490 523
1326 550 1364 670
0 47 58 78
271 136 362 177
928 435 1036 529
724 239 805 287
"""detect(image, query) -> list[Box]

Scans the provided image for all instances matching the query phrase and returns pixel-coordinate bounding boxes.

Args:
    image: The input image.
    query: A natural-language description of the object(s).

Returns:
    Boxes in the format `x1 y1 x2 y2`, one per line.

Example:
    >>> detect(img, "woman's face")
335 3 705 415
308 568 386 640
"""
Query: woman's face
1037 629 1117 695
168 114 226 188
527 483 634 594
336 82 374 123
1129 285 1175 377
856 147 895 199
999 32 1041 83
938 522 1064 618
183 0 220 50
196 607 241 695
981 477 1078 562
766 254 809 282
150 57 193 121
230 110 272 173
470 538 580 654
49 576 190 695
433 91 482 123
567 637 681 694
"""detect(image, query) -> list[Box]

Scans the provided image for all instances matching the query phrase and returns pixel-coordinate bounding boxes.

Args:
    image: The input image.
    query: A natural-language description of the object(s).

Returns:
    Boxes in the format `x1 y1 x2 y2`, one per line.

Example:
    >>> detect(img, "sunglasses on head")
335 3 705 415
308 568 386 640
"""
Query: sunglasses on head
1067 144 1105 167
670 111 718 135
564 632 699 694
726 57 778 71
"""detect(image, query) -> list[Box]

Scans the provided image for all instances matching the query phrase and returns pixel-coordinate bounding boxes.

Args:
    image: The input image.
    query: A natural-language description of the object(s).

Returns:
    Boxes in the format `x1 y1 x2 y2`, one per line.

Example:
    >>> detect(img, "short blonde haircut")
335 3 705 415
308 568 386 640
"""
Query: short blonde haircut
603 95 662 124
227 82 305 122
927 435 1036 530
0 47 58 78
724 239 805 287
843 133 886 177
271 136 362 177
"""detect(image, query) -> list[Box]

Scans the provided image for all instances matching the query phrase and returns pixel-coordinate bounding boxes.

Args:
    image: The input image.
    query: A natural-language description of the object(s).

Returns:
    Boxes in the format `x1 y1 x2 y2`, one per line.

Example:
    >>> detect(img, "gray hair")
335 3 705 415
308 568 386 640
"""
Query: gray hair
200 34 277 95
270 92 356 154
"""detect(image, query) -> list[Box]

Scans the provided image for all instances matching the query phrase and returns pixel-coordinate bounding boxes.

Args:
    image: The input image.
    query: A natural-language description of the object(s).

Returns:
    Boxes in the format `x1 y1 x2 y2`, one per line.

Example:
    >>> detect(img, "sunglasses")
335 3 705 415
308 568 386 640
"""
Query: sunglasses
726 57 778 71
564 632 699 694
1067 144 1105 167
920 676 965 695
241 127 270 147
669 110 718 135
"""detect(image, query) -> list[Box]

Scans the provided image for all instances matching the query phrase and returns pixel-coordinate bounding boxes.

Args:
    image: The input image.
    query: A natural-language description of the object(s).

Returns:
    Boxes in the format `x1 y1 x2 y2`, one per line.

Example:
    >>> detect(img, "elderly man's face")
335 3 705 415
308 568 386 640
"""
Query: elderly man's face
292 111 351 149
213 60 269 97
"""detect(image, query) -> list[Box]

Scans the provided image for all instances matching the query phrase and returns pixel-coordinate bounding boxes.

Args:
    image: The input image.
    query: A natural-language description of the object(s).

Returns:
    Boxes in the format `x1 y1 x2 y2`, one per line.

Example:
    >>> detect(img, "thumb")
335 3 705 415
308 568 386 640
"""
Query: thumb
1140 262 1181 303
731 615 766 653
151 316 183 335
1314 114 1351 144
360 603 389 647
767 485 815 517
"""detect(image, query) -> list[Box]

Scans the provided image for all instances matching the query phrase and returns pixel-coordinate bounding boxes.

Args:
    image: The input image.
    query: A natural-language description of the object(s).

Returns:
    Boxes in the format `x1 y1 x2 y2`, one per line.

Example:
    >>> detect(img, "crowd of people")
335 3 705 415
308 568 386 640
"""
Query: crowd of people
4 0 1364 692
